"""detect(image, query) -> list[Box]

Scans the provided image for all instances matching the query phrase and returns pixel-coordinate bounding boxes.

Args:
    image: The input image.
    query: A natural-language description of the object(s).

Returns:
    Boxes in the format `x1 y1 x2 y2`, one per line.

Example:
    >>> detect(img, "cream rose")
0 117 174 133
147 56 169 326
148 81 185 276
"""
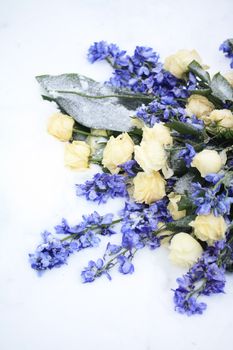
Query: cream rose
206 109 233 129
47 112 74 141
186 94 214 118
142 123 173 146
133 171 166 204
189 214 227 245
156 222 173 246
191 149 222 177
102 133 134 174
64 141 90 170
169 233 203 268
164 49 202 79
134 139 167 173
167 193 186 220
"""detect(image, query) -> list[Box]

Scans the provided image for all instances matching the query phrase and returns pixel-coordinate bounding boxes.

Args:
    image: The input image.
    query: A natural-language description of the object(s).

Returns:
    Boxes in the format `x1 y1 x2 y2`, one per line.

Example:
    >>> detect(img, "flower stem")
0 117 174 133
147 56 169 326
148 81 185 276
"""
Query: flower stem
55 89 155 101
61 218 122 242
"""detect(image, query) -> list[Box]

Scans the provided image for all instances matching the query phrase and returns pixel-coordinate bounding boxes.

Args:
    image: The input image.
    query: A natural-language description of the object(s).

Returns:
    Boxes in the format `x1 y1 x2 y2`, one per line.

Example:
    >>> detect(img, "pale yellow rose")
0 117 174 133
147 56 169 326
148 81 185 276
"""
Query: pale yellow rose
169 233 203 268
133 171 166 204
189 214 227 245
134 139 167 173
186 94 214 118
191 149 222 177
64 141 90 170
167 192 186 220
131 117 145 129
142 123 173 146
102 133 134 174
164 49 203 79
206 109 233 129
47 112 74 141
224 71 233 86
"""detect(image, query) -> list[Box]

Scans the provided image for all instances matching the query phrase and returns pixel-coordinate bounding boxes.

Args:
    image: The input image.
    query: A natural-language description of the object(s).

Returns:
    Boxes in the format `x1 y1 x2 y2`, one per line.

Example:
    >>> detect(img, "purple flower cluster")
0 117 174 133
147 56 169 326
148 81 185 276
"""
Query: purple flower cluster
29 212 117 271
76 173 128 204
220 38 233 68
174 241 226 316
88 41 193 99
136 96 186 126
191 182 233 216
178 144 196 167
120 200 172 250
118 160 139 177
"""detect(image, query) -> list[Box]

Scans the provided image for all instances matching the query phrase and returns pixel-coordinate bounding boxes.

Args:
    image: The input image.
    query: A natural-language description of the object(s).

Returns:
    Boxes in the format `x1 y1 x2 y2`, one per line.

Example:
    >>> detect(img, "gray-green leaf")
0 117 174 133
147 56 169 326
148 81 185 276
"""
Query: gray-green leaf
188 60 211 84
36 73 148 132
210 73 233 103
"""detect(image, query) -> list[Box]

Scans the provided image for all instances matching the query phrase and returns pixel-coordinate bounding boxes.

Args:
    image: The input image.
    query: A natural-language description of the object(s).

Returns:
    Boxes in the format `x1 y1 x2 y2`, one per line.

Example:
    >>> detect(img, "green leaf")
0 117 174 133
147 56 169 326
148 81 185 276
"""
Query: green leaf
210 73 233 103
177 195 195 211
166 215 195 232
167 120 203 137
188 60 211 84
36 73 151 132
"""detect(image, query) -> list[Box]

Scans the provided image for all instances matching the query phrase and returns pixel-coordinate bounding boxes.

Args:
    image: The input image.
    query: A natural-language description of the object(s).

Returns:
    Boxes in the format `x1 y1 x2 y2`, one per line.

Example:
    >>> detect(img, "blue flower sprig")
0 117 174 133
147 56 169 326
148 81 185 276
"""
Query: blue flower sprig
220 38 233 68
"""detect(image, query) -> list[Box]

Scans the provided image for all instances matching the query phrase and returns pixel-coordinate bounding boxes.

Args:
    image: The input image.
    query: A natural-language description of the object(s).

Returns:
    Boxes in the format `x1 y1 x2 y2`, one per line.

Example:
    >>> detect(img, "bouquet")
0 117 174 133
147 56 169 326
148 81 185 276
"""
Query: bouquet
29 38 233 316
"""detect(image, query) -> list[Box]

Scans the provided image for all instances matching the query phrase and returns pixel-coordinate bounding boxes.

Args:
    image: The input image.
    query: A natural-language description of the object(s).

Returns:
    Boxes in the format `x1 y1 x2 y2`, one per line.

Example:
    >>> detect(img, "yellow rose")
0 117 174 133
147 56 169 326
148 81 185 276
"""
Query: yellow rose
169 233 203 268
206 109 233 129
134 139 167 173
167 192 186 220
102 133 134 174
47 112 74 141
164 49 203 79
191 149 222 177
142 123 173 146
186 94 214 118
189 214 227 245
64 141 90 170
224 71 233 86
133 171 166 204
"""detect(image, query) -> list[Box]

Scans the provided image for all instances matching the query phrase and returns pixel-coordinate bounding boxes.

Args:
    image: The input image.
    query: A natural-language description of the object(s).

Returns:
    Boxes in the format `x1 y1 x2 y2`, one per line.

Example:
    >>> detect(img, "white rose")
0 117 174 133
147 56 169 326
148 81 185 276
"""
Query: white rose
186 94 214 118
142 123 173 147
47 112 74 141
64 141 90 170
102 133 134 174
167 192 186 220
156 222 173 246
133 171 166 204
169 232 203 268
164 49 203 79
191 149 222 177
189 214 227 245
134 139 167 173
206 109 233 129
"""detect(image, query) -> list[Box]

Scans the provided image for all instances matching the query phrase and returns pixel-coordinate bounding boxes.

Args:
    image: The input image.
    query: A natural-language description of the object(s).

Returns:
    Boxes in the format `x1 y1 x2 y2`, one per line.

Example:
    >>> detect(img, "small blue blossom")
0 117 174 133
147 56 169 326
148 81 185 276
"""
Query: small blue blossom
178 144 196 167
29 231 77 271
118 160 139 177
220 39 233 68
180 115 204 130
76 173 128 204
191 182 233 216
173 241 226 316
81 259 105 283
120 200 171 250
117 255 134 274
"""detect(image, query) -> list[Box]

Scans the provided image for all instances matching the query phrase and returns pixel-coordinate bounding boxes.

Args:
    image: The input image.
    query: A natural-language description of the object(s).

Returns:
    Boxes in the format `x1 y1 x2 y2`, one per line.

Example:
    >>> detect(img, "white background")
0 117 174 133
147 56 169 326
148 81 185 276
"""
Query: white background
1 0 233 349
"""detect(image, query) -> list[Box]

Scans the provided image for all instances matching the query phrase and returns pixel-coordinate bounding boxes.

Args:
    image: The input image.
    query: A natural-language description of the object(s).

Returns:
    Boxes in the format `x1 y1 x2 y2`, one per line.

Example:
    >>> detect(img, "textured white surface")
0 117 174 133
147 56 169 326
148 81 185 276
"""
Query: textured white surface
0 1 233 349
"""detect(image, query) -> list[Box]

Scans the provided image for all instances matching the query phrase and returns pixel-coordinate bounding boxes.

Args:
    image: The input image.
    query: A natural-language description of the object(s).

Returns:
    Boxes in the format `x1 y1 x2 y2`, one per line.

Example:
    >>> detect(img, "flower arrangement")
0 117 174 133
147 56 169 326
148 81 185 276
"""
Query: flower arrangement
30 39 233 316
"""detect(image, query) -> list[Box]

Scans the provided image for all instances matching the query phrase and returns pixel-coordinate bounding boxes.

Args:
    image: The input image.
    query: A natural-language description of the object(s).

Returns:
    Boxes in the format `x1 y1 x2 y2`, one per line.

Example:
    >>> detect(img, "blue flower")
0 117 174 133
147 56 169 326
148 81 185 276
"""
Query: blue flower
173 241 226 316
76 173 128 204
220 39 233 68
29 231 77 271
117 255 134 274
191 182 233 216
178 144 196 167
118 160 139 177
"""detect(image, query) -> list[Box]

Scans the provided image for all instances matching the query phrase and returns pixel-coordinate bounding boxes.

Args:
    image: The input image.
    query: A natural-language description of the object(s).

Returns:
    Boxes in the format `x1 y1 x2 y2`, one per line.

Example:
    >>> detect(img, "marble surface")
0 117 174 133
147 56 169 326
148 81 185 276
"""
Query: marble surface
1 1 233 349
